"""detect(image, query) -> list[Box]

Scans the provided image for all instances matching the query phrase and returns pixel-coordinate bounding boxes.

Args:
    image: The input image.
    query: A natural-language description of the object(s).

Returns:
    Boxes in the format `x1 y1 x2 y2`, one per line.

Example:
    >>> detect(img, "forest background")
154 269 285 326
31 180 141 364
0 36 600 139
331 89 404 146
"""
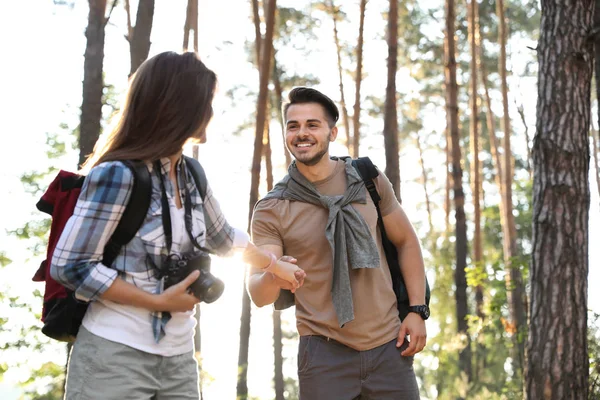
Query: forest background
0 0 599 399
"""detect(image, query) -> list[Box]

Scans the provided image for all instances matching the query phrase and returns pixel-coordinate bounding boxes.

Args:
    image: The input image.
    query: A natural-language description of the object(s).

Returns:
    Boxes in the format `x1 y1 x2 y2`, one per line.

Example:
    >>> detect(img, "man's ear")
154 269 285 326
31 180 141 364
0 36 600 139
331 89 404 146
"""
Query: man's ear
330 126 338 142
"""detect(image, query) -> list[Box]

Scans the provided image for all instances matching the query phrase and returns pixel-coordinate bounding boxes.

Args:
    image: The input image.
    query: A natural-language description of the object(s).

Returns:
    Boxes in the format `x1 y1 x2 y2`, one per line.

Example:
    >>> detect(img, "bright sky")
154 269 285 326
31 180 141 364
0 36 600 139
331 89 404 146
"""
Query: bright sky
0 0 599 399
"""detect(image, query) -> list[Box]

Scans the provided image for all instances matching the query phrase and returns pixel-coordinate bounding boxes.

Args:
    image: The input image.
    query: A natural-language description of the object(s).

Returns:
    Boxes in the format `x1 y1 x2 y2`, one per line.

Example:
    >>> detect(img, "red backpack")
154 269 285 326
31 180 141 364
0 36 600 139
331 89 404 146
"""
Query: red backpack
33 156 208 342
33 161 151 342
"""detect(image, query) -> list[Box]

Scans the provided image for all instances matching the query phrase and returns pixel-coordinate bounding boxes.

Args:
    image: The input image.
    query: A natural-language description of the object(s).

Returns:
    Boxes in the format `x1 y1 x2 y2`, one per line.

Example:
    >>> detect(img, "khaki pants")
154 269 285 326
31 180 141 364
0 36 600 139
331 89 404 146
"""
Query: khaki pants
298 336 420 400
65 327 199 400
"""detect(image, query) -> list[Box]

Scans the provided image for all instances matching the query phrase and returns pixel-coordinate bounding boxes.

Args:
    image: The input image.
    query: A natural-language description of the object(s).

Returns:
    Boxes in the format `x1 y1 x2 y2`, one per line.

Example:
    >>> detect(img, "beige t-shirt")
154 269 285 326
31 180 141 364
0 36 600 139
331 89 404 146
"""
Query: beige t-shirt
251 159 402 351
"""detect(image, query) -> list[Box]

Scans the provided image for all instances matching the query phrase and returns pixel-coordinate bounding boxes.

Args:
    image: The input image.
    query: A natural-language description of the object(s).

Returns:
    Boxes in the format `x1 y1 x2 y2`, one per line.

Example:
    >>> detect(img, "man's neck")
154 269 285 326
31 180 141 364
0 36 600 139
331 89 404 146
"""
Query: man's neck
295 156 338 182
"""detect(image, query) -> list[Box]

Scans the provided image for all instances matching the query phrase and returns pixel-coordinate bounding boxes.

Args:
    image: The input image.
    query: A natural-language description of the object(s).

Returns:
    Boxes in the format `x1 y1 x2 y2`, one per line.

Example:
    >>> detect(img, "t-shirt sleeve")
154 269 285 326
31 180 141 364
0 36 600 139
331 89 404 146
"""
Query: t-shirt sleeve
251 198 284 248
374 168 401 217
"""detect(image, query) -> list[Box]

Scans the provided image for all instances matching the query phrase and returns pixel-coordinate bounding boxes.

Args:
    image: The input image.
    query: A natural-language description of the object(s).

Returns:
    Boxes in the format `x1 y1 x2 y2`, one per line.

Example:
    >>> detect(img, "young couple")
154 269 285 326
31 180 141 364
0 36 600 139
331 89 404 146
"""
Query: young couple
53 51 427 400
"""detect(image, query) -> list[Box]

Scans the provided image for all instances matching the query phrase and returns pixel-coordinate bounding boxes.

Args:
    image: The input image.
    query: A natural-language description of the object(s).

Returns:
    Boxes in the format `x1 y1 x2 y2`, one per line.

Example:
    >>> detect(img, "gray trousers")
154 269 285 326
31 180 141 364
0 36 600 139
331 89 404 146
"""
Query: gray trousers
298 335 420 400
64 327 199 400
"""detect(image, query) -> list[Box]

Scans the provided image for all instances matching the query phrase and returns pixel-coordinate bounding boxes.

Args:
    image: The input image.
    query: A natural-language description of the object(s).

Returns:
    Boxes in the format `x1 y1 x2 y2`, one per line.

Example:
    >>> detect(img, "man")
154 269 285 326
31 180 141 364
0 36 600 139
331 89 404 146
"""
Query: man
248 87 427 399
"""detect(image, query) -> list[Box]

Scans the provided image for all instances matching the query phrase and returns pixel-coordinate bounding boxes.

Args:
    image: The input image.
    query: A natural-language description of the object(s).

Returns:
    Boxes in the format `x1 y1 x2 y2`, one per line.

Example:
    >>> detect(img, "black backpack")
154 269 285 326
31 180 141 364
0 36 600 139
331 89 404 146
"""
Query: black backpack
274 157 431 321
35 156 207 342
351 157 431 321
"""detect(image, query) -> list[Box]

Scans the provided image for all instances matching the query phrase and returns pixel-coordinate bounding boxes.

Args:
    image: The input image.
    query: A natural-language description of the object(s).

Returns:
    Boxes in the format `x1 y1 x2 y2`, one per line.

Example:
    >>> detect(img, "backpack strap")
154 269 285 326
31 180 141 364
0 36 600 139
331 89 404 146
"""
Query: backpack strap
351 157 406 286
184 156 208 200
352 157 381 204
102 161 152 266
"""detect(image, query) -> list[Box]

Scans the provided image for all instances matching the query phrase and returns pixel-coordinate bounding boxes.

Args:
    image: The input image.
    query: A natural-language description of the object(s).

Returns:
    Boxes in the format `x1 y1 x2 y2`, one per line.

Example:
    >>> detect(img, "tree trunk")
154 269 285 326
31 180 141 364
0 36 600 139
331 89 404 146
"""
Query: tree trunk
263 123 284 400
468 0 483 322
593 128 600 209
479 25 508 274
183 0 199 53
444 0 471 382
264 118 274 191
497 0 527 378
481 64 504 199
247 0 276 226
383 0 400 202
238 1 277 398
127 0 155 77
328 0 352 153
352 0 367 159
79 0 108 168
445 128 451 233
273 58 291 167
184 0 200 216
252 0 262 65
527 2 593 399
416 135 433 234
273 310 284 400
594 0 600 205
470 0 485 382
236 3 262 399
236 280 252 400
515 99 532 176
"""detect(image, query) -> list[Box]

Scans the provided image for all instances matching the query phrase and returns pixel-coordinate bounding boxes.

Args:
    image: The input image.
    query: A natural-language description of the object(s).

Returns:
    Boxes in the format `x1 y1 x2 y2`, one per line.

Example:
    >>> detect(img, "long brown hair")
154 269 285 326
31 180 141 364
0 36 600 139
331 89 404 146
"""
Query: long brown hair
81 51 217 171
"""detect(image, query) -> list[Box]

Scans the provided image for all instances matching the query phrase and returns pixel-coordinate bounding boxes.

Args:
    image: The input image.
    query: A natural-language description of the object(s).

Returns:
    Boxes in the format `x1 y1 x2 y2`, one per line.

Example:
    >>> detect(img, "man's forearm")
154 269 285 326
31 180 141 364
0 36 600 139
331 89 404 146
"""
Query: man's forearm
398 240 426 305
248 272 281 307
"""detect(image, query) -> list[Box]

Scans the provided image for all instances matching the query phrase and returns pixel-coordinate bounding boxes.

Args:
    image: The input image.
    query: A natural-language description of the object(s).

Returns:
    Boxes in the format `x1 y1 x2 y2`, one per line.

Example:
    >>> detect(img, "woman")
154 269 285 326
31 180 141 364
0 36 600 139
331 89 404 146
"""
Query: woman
51 51 304 399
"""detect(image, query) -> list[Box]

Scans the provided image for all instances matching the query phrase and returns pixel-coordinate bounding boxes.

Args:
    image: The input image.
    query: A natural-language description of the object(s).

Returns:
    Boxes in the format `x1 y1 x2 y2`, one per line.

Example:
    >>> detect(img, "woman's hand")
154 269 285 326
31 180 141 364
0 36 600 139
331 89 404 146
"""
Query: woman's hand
267 255 306 292
156 270 202 312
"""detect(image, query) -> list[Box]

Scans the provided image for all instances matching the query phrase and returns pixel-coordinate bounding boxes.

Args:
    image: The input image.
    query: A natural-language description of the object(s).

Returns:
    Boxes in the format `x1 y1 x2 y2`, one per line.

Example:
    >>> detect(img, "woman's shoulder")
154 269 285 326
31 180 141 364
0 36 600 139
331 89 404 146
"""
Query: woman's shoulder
85 161 138 187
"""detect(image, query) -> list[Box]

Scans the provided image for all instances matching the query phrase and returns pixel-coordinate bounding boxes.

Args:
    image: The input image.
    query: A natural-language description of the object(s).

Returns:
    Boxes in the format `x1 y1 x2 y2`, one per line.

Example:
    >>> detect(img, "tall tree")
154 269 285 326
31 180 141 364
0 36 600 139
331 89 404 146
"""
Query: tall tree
124 0 155 77
237 1 277 398
247 0 276 226
527 1 593 398
592 128 600 202
468 0 482 323
183 0 199 53
497 0 526 377
383 0 400 201
272 310 284 400
415 134 434 234
273 59 291 167
596 0 600 135
444 0 471 382
594 0 600 205
352 0 367 158
445 129 451 233
182 0 201 378
326 0 352 152
181 0 200 159
262 132 283 400
78 0 112 168
75 0 115 389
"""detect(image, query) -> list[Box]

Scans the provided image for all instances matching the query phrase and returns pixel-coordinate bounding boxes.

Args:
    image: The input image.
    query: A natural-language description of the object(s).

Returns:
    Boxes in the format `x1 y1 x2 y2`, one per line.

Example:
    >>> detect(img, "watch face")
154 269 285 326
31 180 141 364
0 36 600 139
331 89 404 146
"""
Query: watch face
410 305 430 320
422 306 430 320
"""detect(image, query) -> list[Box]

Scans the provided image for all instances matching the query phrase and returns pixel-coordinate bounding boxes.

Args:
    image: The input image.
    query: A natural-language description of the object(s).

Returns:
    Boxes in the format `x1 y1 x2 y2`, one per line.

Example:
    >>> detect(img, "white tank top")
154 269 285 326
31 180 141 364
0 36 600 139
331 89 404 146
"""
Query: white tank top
82 207 197 356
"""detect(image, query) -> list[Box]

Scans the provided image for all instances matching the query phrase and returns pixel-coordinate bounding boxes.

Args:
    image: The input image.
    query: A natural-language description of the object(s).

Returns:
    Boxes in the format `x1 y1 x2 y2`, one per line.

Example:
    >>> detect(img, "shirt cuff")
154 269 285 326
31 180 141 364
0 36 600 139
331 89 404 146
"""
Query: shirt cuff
74 263 118 302
232 227 250 249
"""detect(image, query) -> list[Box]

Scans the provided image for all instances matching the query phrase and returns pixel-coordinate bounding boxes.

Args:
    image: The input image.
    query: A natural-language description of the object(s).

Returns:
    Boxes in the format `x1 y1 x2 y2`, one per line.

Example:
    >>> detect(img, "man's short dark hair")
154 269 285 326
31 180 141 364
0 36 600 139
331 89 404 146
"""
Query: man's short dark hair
283 87 339 128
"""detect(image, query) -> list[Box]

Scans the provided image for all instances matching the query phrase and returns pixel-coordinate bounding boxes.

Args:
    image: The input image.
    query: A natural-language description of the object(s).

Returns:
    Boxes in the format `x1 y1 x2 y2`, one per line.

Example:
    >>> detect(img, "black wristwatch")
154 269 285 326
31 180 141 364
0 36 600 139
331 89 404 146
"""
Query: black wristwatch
408 305 430 320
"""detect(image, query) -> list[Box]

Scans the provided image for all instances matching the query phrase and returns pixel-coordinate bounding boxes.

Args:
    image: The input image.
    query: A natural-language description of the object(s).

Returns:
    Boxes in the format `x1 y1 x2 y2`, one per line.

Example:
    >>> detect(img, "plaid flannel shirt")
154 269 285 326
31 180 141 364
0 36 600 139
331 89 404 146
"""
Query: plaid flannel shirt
50 157 239 342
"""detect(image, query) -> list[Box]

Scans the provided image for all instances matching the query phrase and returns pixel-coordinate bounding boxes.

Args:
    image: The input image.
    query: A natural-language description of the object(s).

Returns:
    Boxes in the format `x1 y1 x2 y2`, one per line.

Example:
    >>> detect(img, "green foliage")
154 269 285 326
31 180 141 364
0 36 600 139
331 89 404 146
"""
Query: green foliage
0 252 12 268
19 362 65 400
